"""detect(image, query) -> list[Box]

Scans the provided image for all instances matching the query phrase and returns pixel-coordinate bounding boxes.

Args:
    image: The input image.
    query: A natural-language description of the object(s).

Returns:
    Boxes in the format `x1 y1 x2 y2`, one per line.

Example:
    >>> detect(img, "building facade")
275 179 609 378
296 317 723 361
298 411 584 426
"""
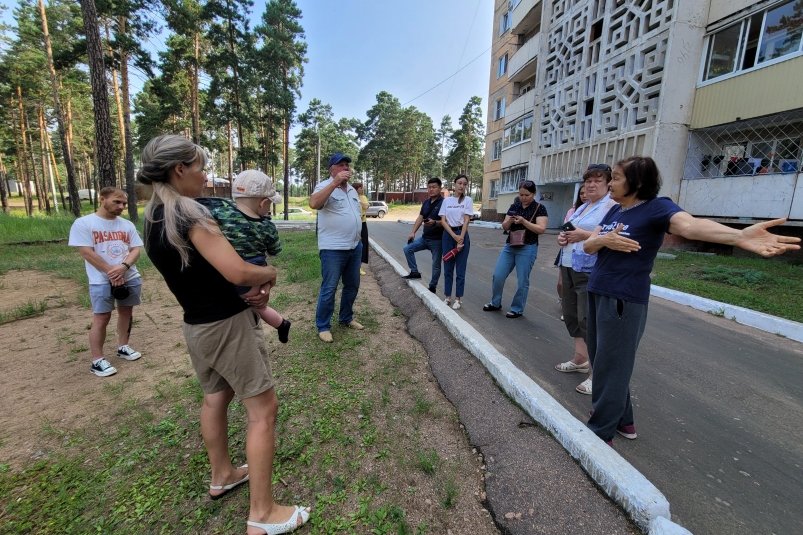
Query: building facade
482 0 803 227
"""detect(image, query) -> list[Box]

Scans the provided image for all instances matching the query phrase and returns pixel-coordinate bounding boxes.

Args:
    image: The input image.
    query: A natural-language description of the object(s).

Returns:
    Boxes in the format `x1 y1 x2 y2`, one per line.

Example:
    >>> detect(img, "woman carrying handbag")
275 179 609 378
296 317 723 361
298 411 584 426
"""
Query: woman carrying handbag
483 180 548 318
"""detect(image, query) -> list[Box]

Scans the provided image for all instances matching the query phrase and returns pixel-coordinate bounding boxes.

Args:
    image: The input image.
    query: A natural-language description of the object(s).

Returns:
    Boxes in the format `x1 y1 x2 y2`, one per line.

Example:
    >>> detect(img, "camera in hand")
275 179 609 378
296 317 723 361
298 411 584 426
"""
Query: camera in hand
110 282 130 300
561 221 576 232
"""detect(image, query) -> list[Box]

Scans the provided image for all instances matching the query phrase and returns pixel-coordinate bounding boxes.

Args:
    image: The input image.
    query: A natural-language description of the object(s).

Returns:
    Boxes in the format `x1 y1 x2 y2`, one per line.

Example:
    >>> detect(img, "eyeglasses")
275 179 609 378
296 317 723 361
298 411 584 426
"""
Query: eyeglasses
586 164 611 172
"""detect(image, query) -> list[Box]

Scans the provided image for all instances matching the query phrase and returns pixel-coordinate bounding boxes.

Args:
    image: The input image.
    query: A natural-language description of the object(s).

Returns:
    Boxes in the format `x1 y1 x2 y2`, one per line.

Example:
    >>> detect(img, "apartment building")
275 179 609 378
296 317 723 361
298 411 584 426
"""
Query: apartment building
482 0 803 227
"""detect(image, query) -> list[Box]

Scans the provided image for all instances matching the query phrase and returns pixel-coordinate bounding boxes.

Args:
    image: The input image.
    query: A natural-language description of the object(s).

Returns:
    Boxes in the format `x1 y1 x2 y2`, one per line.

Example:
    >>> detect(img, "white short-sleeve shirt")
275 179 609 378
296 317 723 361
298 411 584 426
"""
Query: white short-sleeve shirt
439 195 473 228
68 213 143 284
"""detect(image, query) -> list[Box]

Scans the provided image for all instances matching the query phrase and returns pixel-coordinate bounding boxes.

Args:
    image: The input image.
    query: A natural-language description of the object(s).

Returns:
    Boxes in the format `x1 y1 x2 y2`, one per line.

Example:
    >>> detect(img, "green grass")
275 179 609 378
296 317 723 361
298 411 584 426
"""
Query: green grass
0 229 474 534
0 211 78 244
0 300 47 324
652 250 803 322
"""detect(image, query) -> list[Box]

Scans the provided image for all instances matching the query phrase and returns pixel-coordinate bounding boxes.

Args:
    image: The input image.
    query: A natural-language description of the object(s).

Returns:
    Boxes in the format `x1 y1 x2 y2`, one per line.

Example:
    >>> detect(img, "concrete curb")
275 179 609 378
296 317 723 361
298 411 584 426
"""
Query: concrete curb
650 286 803 343
370 236 691 534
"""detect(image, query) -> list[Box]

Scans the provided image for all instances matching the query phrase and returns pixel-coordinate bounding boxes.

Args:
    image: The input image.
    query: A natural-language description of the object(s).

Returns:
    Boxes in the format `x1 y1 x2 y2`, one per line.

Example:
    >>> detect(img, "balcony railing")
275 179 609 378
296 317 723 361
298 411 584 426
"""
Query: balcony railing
508 33 539 83
511 0 540 36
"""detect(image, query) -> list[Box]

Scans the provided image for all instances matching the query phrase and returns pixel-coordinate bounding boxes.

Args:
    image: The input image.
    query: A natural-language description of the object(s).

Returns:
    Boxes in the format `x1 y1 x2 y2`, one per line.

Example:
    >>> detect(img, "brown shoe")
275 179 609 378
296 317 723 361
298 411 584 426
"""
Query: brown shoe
318 331 333 343
346 321 364 330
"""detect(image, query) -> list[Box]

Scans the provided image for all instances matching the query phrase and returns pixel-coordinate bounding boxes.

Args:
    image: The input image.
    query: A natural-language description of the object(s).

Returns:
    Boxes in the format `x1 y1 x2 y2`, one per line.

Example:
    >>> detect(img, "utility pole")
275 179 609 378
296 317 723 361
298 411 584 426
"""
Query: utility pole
315 122 321 184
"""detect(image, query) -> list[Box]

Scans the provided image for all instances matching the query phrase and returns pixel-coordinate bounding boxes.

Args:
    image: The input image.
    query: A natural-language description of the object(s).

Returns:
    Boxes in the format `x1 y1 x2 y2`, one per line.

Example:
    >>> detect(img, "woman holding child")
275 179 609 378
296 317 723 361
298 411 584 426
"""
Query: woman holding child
138 134 309 534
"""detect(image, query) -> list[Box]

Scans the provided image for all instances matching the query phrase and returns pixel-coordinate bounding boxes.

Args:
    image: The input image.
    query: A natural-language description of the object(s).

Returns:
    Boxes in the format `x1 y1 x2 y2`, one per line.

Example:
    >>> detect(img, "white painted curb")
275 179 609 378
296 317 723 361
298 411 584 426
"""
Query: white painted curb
650 285 803 343
370 237 690 534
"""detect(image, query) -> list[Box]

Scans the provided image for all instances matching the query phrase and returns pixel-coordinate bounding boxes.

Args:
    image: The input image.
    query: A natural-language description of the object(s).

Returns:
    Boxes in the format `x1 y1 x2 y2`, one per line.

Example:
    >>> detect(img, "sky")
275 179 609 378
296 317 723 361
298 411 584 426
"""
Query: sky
291 0 493 132
0 0 494 142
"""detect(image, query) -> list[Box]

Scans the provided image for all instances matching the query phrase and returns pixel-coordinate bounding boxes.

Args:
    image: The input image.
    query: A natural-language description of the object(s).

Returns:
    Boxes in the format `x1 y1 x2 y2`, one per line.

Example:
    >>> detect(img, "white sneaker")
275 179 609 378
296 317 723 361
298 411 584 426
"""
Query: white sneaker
452 300 462 310
117 345 142 361
90 358 117 377
444 298 452 306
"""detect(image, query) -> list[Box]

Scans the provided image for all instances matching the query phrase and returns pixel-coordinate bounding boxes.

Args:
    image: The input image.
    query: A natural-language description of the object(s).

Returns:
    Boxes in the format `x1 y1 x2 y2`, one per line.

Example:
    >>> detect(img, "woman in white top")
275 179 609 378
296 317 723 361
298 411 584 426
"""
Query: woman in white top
439 174 473 310
554 164 617 396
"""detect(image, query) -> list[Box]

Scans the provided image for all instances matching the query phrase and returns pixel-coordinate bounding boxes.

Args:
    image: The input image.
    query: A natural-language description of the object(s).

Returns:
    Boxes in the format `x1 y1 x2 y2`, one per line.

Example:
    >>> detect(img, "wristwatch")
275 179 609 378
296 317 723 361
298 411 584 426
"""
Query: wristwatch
121 262 131 270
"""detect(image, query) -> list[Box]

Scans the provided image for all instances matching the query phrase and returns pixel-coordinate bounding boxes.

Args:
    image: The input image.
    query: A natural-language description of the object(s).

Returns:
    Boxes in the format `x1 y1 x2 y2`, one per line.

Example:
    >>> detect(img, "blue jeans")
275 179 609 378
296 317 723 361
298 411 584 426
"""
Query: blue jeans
315 244 362 332
403 236 443 288
442 231 470 298
489 243 538 314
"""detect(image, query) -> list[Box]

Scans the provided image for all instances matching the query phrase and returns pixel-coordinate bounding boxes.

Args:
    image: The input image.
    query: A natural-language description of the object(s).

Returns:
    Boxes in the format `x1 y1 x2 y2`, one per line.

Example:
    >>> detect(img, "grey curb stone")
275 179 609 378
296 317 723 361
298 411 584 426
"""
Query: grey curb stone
370 236 691 534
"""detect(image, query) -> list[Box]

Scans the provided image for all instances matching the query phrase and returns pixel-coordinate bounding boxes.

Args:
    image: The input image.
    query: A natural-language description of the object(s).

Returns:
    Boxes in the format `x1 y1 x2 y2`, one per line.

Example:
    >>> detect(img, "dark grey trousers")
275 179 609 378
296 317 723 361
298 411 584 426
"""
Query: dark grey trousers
587 292 649 441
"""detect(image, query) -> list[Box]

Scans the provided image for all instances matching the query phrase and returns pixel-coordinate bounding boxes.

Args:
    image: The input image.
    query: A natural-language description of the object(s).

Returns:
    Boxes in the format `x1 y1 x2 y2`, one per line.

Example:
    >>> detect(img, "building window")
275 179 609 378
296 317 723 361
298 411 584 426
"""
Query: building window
502 114 534 148
683 112 803 179
499 166 528 194
497 53 508 78
491 139 502 161
703 0 803 82
494 97 506 120
490 179 499 199
499 11 511 35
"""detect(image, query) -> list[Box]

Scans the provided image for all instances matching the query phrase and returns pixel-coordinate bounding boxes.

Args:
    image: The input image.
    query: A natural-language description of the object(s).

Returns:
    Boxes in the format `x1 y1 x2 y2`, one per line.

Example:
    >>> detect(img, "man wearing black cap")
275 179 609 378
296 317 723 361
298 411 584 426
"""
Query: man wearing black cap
308 152 364 343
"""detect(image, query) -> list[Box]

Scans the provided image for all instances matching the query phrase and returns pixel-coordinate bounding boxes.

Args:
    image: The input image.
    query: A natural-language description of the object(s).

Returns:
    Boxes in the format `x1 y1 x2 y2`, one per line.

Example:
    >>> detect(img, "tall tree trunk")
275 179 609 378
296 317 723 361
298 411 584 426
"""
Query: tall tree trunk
0 153 8 213
191 31 201 144
44 131 67 210
226 8 244 170
80 0 117 188
119 17 138 222
107 23 126 186
39 0 80 216
282 116 289 220
17 88 33 216
226 121 234 181
37 107 53 214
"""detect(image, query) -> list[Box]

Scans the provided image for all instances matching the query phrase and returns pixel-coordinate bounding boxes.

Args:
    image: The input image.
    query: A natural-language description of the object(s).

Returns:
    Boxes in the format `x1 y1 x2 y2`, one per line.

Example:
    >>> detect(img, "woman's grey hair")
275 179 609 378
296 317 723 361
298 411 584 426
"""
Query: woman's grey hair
139 135 217 268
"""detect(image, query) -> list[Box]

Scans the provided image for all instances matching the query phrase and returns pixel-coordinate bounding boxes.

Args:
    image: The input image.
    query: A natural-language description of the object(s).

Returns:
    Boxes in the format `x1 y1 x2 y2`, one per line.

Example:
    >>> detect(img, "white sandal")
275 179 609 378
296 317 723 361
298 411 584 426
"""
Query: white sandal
247 506 311 534
576 378 592 395
554 360 590 373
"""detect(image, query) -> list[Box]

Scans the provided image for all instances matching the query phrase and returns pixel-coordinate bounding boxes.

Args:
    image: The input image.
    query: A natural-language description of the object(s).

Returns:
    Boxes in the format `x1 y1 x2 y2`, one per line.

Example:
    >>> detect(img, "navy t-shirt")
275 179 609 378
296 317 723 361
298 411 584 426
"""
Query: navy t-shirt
587 197 683 304
419 197 444 239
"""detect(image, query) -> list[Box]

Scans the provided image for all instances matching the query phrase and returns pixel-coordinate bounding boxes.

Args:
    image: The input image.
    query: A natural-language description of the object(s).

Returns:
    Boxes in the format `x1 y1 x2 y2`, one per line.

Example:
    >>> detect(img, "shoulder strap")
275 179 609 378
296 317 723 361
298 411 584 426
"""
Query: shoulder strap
526 203 540 223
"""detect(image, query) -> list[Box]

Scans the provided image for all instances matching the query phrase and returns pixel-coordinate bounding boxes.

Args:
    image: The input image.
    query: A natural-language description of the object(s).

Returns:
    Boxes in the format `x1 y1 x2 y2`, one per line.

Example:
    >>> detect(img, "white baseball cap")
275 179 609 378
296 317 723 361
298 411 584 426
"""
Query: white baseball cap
232 170 283 204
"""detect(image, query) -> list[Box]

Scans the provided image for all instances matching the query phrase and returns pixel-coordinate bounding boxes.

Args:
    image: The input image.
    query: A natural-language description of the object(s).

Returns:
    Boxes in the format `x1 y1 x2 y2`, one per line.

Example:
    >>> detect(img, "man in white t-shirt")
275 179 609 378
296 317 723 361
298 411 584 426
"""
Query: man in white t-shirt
68 187 144 377
309 152 364 343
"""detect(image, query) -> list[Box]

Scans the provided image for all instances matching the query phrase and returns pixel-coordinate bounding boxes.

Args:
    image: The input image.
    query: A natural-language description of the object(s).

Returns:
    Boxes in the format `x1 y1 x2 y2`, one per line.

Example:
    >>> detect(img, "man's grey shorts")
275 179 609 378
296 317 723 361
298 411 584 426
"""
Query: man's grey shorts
89 279 142 313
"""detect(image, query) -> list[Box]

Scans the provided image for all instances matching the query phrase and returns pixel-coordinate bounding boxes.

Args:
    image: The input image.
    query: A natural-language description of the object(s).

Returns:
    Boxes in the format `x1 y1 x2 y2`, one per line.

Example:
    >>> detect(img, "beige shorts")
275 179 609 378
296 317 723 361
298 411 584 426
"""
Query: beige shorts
182 309 274 399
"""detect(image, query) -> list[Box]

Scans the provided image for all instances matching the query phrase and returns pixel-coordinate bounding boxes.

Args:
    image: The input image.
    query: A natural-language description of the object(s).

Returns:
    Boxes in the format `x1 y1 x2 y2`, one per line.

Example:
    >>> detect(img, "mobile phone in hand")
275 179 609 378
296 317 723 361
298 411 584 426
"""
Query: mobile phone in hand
561 221 576 231
407 237 414 244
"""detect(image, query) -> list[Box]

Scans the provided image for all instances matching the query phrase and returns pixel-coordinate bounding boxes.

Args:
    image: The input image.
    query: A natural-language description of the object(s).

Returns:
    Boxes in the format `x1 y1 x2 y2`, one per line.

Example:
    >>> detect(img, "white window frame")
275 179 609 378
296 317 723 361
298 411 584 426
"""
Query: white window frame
494 97 506 120
497 54 508 78
699 0 803 86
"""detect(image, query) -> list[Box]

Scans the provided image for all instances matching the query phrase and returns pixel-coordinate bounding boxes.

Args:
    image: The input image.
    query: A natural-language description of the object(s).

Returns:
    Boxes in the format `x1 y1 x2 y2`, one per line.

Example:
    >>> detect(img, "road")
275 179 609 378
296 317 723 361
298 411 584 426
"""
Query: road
367 218 803 535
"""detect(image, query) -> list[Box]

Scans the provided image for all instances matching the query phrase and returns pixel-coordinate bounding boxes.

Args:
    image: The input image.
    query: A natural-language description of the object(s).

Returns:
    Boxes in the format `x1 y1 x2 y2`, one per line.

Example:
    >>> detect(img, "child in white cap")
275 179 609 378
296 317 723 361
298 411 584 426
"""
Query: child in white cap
197 170 291 342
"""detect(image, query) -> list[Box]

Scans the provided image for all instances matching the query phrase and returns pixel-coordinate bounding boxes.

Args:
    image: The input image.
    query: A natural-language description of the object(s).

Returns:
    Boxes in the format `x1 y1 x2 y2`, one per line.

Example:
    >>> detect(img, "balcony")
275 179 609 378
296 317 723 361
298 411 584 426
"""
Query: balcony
508 32 539 84
511 0 541 36
678 173 803 221
505 89 536 123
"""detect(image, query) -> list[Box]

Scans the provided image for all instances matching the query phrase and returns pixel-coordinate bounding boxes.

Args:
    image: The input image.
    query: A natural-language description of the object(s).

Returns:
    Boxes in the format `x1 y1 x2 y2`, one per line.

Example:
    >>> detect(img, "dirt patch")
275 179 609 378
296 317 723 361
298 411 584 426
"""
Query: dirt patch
0 270 191 467
0 266 500 533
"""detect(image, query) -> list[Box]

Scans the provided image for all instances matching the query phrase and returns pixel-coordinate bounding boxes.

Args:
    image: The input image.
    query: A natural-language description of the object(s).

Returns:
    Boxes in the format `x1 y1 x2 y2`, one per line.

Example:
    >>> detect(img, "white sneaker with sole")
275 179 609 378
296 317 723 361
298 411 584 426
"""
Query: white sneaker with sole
451 300 462 310
90 358 117 377
117 344 142 361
